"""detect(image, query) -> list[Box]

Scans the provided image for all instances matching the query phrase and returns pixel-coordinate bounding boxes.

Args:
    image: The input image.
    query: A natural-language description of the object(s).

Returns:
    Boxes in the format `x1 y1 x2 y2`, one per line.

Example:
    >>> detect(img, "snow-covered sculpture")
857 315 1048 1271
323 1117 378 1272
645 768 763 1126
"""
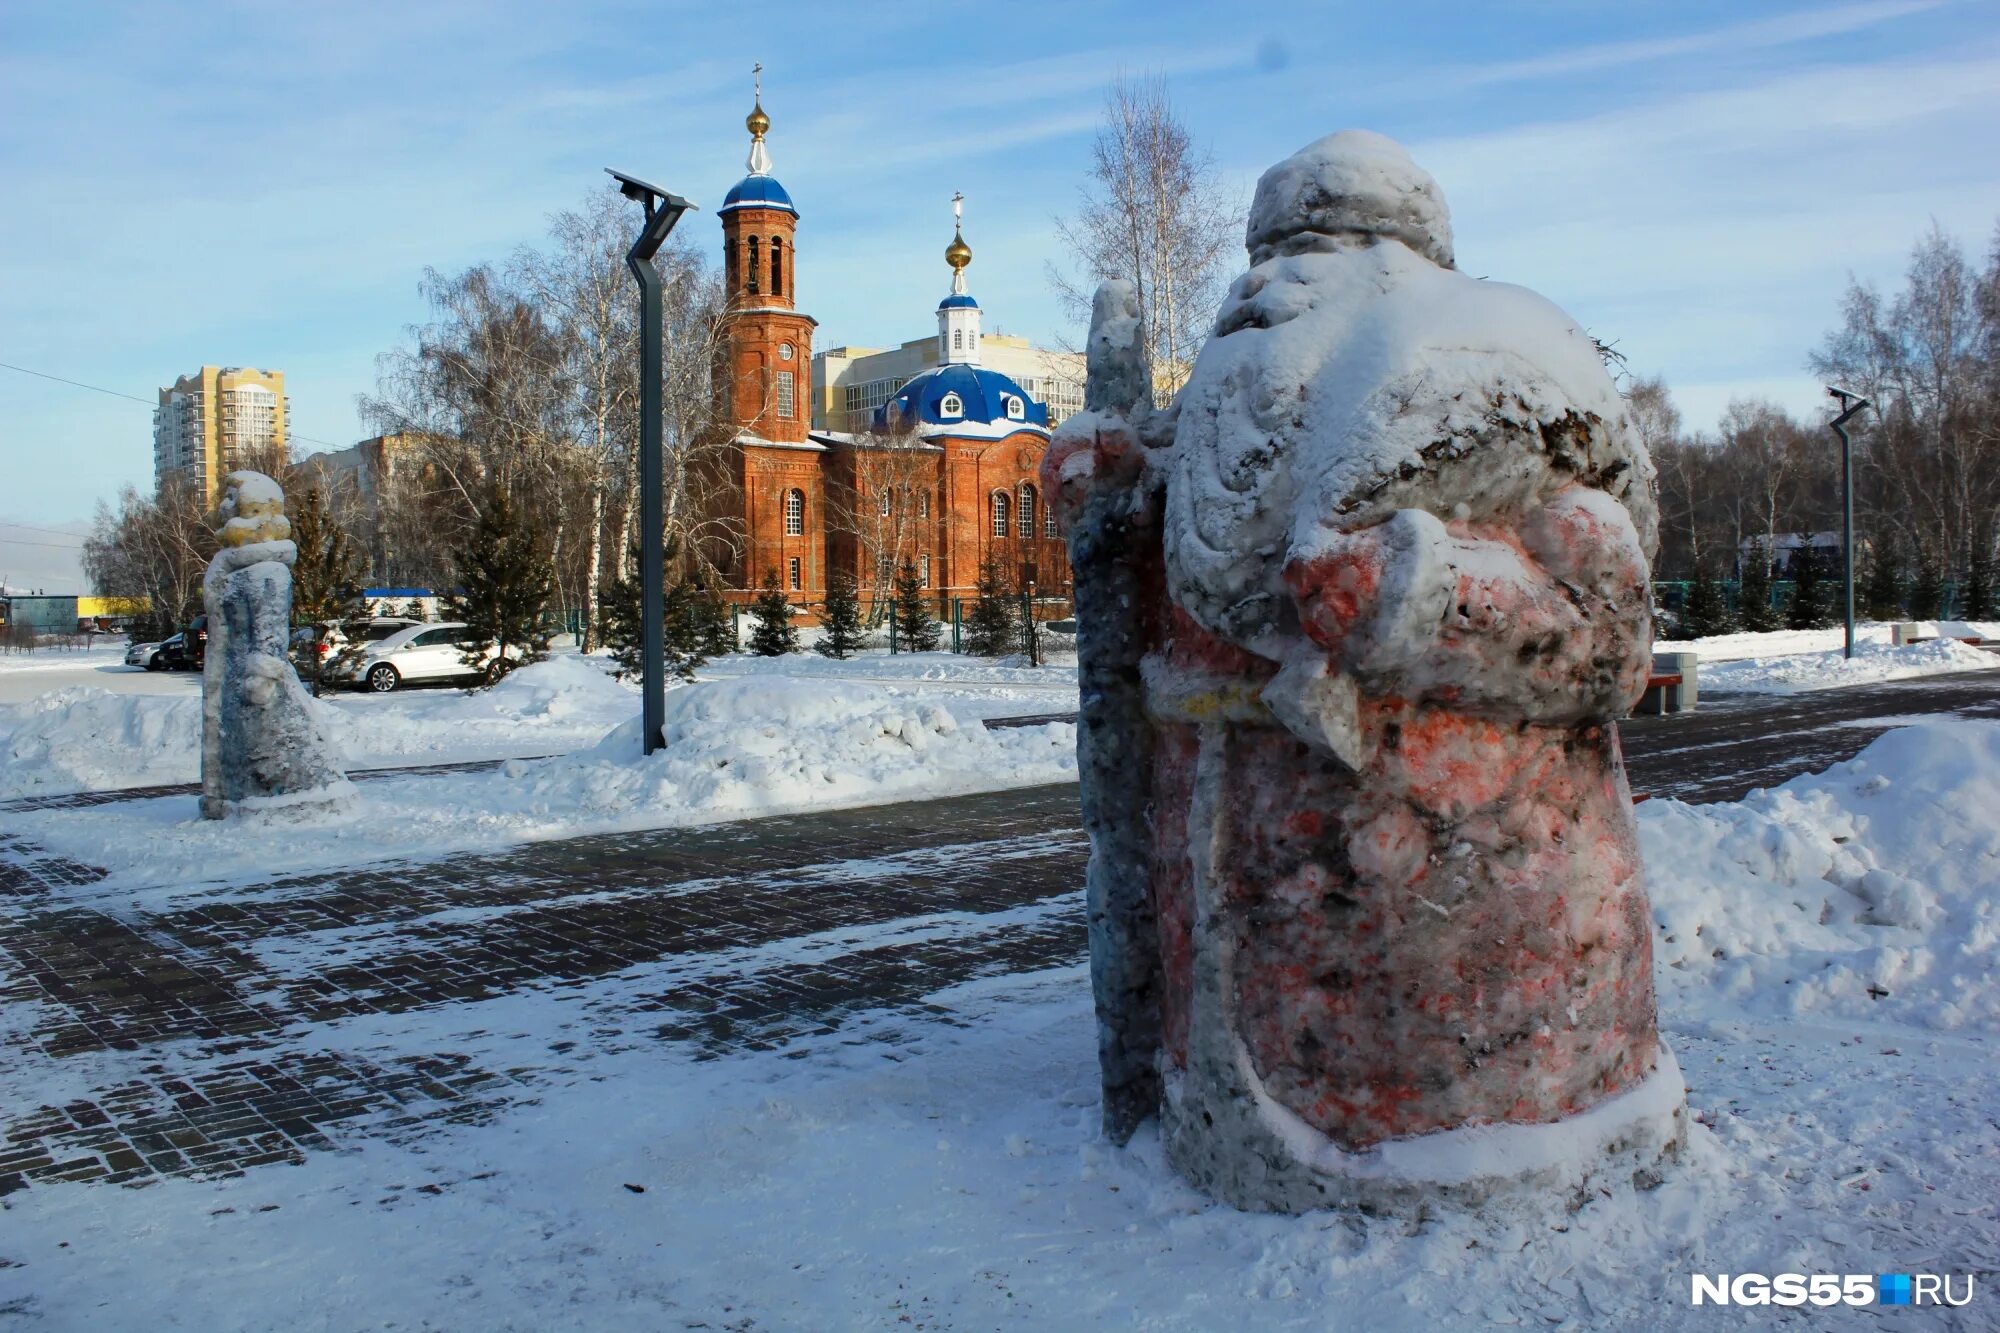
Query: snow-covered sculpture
1044 132 1686 1213
199 471 351 820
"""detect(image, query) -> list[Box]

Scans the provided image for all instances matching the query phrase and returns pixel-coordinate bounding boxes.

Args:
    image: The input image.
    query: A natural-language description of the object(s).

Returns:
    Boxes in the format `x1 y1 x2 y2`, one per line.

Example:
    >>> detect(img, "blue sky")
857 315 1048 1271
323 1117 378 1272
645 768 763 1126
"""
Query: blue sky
4 0 1998 588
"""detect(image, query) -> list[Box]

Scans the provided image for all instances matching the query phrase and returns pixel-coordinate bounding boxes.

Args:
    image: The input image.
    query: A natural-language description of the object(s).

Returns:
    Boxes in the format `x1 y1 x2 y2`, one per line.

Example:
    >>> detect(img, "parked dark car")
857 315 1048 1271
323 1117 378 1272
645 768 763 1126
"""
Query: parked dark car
155 617 208 671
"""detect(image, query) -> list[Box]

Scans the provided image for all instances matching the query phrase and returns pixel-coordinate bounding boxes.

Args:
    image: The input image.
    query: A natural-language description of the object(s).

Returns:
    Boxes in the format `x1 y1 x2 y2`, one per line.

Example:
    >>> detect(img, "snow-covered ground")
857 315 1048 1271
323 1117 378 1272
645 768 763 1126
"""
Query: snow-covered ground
3 671 1077 892
1658 620 2000 695
0 641 167 703
2 720 1993 1328
0 646 1079 801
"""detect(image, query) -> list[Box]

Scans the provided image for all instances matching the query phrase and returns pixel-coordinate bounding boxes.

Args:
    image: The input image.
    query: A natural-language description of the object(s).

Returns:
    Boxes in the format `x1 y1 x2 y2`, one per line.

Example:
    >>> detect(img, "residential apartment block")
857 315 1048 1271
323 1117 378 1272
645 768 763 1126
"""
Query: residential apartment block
152 365 289 502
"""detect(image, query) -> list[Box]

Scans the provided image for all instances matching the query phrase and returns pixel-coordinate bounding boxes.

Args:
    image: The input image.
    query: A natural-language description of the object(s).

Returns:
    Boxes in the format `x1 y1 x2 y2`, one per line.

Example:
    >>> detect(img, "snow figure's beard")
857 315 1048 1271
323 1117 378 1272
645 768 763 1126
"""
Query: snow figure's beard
1160 239 1656 663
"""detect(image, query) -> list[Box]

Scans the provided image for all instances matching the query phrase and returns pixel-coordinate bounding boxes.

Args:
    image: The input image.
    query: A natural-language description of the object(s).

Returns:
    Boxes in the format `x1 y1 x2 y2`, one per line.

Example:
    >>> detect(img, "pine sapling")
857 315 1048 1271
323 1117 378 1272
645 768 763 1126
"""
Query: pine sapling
891 559 941 652
817 571 866 659
964 559 1018 657
747 569 800 656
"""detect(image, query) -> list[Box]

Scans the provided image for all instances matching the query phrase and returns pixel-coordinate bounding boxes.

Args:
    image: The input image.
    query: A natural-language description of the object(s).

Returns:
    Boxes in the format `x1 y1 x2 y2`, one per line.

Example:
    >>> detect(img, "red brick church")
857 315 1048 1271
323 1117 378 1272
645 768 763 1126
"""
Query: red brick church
706 83 1069 613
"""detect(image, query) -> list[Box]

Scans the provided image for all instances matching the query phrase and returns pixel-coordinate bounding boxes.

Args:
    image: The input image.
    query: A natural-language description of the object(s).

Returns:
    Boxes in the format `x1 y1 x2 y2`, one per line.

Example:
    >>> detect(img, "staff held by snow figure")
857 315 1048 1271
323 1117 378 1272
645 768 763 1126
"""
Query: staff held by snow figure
1043 131 1686 1213
200 470 352 820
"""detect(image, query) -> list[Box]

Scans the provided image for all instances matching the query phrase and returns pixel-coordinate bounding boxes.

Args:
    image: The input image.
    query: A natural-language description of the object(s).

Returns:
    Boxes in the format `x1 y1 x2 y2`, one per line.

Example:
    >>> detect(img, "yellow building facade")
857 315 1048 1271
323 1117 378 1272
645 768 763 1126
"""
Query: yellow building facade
152 365 289 502
813 334 1084 436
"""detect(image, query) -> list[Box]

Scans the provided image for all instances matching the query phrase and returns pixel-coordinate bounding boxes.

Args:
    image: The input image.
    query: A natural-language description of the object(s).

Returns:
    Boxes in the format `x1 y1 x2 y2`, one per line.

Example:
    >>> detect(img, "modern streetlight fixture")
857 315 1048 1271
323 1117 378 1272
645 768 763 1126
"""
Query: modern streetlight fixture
608 168 695 754
1826 385 1872 662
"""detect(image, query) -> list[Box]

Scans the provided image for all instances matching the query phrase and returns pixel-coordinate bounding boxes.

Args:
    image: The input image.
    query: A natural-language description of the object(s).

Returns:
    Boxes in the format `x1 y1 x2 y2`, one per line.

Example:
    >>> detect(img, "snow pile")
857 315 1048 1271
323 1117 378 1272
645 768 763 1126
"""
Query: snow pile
519 675 1075 820
0 686 209 797
335 652 638 763
1640 718 2000 1030
1696 635 1995 694
0 657 643 797
2 677 1078 887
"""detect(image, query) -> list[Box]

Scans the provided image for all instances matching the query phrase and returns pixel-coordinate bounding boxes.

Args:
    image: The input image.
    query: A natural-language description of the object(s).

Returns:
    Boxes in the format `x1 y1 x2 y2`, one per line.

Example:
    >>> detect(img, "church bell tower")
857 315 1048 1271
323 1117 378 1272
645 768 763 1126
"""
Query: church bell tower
717 67 822 598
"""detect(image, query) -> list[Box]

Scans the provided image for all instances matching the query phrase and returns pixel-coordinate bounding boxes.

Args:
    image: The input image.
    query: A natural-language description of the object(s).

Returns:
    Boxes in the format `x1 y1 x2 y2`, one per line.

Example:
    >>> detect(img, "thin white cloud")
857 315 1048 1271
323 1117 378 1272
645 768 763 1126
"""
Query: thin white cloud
1430 0 1948 90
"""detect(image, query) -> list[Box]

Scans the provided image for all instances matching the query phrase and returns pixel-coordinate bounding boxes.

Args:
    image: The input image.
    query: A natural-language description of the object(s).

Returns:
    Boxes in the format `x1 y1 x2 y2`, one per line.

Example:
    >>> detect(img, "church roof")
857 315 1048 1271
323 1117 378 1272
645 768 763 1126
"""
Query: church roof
720 174 797 216
878 363 1050 439
936 292 979 310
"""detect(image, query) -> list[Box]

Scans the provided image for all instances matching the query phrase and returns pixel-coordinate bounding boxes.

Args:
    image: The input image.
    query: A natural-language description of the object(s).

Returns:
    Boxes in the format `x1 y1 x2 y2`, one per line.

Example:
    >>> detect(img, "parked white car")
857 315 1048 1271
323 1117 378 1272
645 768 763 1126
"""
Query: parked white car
326 621 518 693
125 640 164 669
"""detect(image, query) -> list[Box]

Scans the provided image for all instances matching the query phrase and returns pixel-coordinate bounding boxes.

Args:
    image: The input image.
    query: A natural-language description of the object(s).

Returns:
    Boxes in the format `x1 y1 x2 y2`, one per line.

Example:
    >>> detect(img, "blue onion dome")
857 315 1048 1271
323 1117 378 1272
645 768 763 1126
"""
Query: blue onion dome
937 292 980 310
721 174 796 215
878 364 1050 436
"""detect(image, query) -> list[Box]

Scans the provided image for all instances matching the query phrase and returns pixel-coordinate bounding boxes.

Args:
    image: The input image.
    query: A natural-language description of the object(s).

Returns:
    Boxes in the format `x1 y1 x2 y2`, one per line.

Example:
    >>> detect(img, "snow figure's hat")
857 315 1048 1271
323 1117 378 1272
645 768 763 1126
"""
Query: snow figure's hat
1246 130 1454 269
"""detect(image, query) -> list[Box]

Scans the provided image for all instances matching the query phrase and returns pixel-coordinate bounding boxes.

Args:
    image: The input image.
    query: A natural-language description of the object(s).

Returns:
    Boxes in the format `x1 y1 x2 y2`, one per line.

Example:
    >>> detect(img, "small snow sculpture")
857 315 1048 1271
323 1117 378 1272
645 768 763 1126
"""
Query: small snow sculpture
1043 131 1685 1213
199 471 351 820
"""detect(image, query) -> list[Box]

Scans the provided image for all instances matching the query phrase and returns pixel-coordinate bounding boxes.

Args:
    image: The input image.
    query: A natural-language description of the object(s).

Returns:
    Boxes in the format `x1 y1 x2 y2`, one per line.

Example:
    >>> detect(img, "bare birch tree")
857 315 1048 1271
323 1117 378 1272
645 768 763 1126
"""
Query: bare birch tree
822 418 939 617
1050 74 1242 399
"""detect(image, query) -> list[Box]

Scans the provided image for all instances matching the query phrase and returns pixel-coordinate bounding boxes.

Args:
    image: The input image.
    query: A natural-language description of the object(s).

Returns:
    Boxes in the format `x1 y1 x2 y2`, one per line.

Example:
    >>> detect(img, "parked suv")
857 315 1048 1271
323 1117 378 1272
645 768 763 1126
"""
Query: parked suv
154 617 208 671
290 617 423 679
325 621 520 693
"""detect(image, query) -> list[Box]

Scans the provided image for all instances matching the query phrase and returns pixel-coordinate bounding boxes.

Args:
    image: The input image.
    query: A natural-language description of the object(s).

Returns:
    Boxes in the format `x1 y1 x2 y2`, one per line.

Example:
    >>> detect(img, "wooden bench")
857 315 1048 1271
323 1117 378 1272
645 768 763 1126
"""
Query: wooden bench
1636 673 1682 716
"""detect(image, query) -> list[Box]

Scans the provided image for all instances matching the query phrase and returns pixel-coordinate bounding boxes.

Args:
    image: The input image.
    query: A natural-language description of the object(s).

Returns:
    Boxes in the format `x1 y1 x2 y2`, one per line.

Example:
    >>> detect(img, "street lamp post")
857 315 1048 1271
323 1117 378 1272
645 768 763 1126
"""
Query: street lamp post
1827 386 1871 662
609 168 694 754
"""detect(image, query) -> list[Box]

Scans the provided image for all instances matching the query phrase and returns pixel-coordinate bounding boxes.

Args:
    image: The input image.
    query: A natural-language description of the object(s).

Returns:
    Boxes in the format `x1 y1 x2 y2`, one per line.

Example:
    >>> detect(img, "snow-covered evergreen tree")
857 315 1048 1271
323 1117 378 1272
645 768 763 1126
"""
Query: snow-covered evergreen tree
890 559 941 652
1737 538 1780 631
1909 547 1945 618
1681 559 1734 639
963 559 1017 657
1785 546 1835 630
1962 538 1995 620
443 484 553 683
747 570 799 656
816 572 866 659
1863 545 1905 621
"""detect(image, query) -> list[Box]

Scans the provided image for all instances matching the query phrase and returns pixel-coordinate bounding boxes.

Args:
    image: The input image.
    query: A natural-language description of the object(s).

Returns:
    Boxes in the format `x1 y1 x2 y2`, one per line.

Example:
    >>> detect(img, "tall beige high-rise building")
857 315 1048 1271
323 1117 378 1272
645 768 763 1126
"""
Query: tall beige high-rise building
152 365 289 501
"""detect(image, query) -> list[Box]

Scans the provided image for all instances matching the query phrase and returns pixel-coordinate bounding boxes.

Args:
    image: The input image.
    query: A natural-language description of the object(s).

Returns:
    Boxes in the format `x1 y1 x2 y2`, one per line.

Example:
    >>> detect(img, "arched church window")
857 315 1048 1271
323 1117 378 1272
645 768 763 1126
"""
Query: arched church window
1044 503 1058 539
878 489 891 517
784 488 804 536
776 371 796 419
940 392 963 418
770 236 783 297
1018 484 1036 538
991 490 1010 538
953 330 963 351
747 236 760 295
918 491 930 519
1004 395 1024 420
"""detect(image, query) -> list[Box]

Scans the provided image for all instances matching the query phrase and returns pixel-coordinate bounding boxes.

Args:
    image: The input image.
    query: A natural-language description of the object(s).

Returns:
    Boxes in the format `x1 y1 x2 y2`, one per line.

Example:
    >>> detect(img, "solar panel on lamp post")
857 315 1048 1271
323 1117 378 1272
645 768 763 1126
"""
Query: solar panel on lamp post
609 168 695 754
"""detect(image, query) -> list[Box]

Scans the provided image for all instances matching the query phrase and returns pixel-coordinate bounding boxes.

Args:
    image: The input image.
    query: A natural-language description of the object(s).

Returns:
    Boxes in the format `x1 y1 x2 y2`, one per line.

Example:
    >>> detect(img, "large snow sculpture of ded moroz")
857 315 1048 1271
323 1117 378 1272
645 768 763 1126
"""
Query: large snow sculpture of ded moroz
200 471 351 820
1043 132 1686 1213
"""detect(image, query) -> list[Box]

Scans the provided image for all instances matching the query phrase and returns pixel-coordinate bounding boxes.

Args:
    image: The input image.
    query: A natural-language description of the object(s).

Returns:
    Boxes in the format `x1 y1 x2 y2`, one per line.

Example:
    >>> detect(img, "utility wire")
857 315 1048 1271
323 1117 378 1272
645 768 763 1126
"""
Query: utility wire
0 359 353 452
0 536 89 550
0 520 88 542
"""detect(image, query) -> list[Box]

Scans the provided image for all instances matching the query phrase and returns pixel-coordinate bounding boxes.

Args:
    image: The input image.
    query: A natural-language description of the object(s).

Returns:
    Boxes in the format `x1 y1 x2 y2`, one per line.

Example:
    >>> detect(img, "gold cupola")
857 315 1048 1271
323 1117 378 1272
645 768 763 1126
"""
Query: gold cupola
945 192 972 291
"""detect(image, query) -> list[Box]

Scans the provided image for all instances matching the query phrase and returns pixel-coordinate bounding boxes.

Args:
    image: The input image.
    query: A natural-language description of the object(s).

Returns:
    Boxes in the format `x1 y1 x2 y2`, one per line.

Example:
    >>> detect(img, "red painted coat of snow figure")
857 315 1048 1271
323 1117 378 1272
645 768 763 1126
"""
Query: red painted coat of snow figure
1045 131 1683 1212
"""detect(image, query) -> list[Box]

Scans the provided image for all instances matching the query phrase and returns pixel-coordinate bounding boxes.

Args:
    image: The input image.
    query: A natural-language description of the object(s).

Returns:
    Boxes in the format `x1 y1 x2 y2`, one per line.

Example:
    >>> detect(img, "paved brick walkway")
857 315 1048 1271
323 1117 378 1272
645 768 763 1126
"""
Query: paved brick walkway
0 788 1089 1195
7 668 2000 1199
